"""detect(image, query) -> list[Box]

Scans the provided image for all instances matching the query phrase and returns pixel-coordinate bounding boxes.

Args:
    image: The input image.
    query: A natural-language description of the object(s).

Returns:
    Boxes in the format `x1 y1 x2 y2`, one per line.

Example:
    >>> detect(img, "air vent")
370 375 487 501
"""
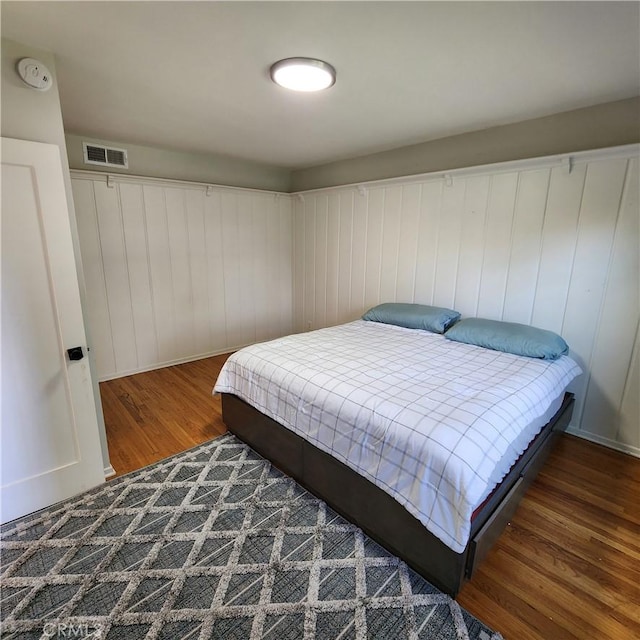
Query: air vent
82 142 128 169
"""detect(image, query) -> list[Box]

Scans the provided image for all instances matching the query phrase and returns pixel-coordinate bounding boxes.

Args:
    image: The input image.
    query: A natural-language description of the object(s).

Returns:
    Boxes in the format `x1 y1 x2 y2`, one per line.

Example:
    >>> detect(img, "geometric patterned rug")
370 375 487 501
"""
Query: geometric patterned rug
0 434 502 640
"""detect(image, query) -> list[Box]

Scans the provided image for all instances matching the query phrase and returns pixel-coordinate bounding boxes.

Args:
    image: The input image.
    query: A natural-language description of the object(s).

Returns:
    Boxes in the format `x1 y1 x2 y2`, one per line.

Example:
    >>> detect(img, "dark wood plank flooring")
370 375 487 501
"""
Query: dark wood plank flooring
100 355 640 639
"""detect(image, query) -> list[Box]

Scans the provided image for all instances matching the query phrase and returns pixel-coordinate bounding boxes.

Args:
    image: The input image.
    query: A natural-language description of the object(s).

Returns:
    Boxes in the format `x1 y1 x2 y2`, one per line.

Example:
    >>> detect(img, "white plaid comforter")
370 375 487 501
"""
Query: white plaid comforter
214 320 581 552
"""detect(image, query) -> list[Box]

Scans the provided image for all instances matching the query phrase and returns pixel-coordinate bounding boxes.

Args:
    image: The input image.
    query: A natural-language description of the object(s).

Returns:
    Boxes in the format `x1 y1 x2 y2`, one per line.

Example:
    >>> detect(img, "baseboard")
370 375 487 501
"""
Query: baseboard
97 345 253 382
104 465 116 479
565 425 640 459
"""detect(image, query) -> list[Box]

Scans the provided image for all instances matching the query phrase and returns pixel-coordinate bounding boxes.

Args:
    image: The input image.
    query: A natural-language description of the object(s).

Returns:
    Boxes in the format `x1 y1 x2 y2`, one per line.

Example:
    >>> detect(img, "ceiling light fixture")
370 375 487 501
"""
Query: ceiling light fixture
270 57 336 92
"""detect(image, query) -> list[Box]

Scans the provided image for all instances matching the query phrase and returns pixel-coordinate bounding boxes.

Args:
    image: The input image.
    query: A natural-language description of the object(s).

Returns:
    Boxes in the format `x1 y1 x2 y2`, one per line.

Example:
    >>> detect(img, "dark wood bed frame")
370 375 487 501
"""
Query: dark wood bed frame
221 391 574 597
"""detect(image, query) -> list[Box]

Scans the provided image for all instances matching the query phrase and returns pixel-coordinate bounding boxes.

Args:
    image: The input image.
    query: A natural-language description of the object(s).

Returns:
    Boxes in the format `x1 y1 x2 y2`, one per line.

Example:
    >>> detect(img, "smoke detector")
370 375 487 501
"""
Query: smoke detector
17 58 53 91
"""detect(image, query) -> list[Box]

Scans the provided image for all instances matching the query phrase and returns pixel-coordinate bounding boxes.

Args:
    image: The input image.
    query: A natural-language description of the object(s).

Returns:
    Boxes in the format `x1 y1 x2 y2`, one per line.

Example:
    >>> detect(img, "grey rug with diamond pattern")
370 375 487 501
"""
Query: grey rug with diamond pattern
1 434 502 640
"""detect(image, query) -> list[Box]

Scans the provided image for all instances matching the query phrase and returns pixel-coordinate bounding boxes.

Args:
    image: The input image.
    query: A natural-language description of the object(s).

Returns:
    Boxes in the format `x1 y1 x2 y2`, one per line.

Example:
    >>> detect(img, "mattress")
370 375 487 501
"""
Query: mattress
214 320 581 553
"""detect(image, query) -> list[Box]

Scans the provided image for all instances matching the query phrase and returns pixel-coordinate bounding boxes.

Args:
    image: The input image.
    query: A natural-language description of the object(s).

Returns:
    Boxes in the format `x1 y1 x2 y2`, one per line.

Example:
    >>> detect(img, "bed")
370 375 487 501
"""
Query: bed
214 315 581 596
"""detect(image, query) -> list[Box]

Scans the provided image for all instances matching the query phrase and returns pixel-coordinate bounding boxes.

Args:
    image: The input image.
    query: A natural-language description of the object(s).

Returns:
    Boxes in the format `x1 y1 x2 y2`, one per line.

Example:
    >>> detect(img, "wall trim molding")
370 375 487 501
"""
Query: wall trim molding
96 345 255 383
292 143 640 195
565 425 640 459
71 144 639 198
70 169 288 196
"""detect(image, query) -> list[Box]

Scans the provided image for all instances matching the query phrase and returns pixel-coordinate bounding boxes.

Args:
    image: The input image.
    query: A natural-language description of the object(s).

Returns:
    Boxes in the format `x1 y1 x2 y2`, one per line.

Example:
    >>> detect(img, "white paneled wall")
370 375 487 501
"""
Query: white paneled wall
71 173 292 380
292 148 640 455
71 147 638 455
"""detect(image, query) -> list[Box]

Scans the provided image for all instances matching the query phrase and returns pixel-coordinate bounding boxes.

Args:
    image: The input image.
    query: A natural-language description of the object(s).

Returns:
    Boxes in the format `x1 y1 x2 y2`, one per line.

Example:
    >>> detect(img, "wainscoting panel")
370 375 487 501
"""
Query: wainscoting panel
71 147 638 454
292 147 639 453
72 173 292 380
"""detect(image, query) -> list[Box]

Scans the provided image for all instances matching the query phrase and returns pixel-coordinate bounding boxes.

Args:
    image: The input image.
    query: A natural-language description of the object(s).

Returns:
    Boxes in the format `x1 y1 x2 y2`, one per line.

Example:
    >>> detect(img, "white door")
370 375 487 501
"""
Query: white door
1 137 105 523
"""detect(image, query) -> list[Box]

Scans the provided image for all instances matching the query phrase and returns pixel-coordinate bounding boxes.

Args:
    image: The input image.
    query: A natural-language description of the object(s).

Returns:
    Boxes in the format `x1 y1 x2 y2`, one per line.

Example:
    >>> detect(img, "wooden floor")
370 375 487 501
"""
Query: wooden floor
100 354 229 477
100 355 640 640
457 435 640 640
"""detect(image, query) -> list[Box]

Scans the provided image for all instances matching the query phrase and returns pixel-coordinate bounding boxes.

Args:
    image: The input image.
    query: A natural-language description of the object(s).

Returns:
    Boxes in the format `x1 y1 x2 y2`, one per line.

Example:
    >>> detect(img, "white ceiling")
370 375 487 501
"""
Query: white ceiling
2 1 639 169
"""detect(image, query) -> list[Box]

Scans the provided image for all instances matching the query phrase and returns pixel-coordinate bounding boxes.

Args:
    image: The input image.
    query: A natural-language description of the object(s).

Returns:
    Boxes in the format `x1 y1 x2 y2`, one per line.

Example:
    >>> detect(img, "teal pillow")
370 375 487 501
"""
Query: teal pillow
362 303 461 334
444 318 569 360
